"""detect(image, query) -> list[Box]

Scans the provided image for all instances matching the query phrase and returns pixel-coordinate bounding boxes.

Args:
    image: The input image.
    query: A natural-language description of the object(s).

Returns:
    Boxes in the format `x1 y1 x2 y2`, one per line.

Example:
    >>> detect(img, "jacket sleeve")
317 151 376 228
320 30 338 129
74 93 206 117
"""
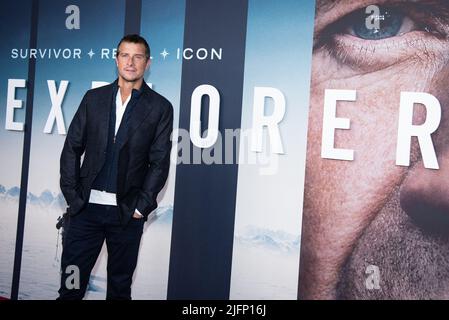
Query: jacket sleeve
60 91 89 207
135 101 174 217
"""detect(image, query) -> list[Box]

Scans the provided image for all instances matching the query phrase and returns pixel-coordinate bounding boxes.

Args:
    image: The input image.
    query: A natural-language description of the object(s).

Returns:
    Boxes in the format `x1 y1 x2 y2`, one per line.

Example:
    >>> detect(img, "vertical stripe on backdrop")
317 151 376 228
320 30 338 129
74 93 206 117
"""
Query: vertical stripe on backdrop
11 0 39 301
168 0 248 300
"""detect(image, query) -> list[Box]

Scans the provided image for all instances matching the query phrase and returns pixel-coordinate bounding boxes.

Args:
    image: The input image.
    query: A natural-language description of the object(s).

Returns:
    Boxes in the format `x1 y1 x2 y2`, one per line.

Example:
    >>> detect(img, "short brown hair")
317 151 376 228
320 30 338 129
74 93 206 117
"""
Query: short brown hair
117 34 150 59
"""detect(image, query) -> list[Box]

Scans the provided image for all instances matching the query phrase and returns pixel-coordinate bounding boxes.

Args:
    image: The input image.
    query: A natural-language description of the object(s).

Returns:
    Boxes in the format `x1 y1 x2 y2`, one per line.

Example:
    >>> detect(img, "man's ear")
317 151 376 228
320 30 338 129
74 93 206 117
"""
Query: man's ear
145 58 151 70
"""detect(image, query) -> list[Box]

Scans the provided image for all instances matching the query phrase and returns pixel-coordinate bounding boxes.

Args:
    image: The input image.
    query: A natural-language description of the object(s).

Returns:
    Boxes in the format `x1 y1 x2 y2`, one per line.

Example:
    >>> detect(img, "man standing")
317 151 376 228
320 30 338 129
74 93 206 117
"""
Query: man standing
58 34 173 300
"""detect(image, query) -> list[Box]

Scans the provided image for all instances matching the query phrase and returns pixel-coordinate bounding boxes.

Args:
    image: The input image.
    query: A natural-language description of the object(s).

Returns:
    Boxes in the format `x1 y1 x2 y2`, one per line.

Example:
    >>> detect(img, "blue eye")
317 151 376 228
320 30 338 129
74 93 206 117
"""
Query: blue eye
352 7 404 40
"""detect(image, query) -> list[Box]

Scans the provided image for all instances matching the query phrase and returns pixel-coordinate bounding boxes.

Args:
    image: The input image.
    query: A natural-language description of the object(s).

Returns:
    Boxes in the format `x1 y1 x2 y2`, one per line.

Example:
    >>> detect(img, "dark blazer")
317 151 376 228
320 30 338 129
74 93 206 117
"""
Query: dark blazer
60 79 173 225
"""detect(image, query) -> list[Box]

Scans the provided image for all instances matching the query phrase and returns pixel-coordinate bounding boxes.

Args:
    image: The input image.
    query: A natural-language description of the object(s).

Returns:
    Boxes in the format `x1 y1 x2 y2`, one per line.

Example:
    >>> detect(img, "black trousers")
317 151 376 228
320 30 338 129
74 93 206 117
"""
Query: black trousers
58 203 144 300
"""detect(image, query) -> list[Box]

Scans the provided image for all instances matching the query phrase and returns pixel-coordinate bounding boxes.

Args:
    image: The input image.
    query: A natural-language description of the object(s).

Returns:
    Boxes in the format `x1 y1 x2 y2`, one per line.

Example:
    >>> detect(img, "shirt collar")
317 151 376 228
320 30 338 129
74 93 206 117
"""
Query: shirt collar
113 78 145 99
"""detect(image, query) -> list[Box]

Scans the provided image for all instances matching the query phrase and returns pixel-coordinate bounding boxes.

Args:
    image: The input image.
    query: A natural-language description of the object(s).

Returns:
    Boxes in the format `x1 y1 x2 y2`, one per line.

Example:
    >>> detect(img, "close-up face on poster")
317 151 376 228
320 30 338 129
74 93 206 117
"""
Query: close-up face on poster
300 0 449 300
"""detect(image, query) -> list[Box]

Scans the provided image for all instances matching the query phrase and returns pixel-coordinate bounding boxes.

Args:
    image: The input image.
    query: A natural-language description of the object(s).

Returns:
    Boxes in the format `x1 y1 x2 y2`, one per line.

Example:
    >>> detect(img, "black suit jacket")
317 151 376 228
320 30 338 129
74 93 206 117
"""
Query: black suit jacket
60 79 173 225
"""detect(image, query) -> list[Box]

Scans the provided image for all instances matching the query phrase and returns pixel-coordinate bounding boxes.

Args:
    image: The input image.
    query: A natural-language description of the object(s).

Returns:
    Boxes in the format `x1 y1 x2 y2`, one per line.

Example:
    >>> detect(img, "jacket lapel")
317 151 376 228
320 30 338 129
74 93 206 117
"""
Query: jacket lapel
97 82 116 152
119 84 154 149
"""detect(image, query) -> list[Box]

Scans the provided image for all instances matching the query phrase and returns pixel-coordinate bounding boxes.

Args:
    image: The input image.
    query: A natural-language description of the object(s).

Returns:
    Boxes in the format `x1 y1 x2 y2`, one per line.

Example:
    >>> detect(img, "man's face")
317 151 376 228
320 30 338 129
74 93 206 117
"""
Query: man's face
116 41 150 83
299 0 449 299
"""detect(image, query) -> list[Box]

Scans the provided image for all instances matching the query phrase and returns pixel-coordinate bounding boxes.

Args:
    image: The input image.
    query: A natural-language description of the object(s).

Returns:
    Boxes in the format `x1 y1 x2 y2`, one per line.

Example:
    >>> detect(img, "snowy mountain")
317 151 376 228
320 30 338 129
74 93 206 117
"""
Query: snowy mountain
235 225 300 254
2 186 63 208
0 185 173 223
5 186 20 198
153 205 173 224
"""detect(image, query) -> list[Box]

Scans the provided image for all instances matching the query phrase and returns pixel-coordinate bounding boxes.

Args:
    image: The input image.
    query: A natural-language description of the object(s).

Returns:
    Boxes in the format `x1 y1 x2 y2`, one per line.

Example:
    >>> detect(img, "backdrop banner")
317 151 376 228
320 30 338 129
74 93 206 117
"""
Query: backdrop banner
5 0 449 301
0 0 315 300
